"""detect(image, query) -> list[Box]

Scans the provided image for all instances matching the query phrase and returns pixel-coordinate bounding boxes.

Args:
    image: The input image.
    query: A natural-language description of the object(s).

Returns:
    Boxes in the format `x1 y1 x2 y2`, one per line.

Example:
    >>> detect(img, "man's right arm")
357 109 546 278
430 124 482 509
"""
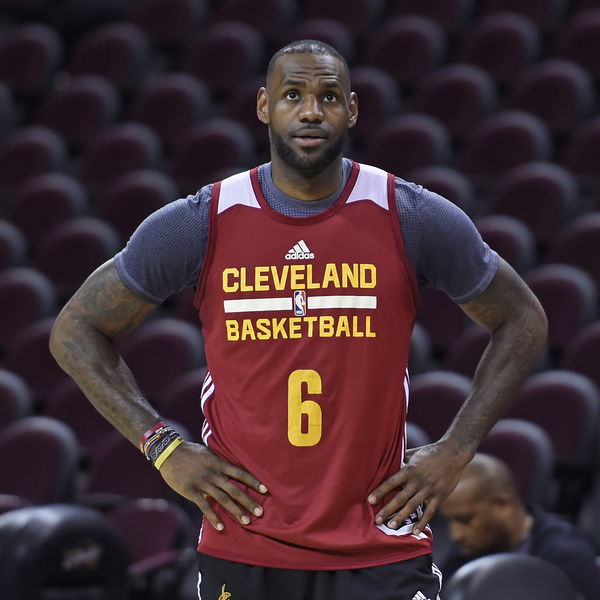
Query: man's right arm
49 259 267 530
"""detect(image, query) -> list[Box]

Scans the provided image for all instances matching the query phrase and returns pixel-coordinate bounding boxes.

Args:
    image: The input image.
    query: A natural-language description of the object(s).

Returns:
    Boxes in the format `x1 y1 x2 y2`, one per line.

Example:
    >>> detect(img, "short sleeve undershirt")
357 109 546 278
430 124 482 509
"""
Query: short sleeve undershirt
115 159 499 305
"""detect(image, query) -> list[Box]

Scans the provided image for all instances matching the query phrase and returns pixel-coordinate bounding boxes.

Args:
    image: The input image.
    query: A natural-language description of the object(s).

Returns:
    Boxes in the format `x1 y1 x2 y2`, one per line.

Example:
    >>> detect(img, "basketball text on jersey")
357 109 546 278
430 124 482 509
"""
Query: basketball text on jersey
222 260 378 341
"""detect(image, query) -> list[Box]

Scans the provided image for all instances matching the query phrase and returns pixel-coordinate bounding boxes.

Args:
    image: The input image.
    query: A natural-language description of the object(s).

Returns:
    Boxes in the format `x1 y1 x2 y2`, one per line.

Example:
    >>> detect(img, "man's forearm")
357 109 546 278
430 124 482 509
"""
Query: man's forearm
50 315 160 447
443 263 548 453
49 261 161 448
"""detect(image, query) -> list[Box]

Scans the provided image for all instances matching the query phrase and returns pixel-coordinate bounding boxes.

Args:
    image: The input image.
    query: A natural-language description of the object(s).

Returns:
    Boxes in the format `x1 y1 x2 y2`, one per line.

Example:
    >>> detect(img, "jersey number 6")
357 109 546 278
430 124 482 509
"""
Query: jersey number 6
288 369 322 447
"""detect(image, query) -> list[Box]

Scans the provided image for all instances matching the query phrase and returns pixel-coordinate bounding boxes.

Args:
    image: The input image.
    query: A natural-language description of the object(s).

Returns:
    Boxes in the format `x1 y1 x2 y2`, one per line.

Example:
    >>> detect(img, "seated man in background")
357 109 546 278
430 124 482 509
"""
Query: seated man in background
439 453 600 600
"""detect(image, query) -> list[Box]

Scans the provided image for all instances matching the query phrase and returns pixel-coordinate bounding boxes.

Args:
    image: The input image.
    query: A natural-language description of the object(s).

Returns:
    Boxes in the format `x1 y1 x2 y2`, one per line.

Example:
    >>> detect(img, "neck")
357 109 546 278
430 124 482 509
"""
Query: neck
270 154 344 201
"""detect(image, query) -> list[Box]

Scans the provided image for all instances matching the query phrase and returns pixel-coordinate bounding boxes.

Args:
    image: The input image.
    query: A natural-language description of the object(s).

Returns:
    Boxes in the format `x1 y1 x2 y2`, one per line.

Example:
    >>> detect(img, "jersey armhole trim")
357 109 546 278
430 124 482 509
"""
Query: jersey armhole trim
194 180 221 309
388 172 421 309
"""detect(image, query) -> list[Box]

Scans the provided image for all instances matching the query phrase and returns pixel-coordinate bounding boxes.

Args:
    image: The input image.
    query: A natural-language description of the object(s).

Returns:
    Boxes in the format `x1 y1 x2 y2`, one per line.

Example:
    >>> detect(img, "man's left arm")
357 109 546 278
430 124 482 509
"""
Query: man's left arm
368 257 548 533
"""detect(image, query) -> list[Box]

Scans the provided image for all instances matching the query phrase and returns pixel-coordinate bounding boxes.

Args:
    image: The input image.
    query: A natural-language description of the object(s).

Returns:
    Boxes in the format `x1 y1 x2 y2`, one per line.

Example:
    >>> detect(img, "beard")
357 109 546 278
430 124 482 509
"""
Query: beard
270 126 347 176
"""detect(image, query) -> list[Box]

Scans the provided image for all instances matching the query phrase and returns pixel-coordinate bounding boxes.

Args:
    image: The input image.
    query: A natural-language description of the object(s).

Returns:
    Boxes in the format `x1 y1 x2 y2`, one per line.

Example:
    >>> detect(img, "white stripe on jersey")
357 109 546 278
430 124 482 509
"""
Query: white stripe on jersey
307 295 377 310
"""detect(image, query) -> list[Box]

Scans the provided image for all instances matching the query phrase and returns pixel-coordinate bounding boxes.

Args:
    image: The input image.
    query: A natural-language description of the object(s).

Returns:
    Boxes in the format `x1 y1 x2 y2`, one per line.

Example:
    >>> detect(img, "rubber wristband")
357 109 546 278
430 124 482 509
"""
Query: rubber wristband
140 421 168 451
153 436 184 471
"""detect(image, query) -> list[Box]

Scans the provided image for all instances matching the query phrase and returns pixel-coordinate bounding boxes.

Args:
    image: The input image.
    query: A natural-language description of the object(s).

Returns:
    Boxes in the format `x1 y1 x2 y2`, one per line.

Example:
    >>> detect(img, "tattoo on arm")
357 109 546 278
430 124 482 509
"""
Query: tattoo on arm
442 259 548 453
50 260 161 446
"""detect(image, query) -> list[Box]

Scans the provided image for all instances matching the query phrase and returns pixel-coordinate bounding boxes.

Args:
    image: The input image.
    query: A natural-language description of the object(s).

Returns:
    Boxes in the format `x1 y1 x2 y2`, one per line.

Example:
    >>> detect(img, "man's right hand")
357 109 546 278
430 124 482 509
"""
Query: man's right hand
158 441 268 530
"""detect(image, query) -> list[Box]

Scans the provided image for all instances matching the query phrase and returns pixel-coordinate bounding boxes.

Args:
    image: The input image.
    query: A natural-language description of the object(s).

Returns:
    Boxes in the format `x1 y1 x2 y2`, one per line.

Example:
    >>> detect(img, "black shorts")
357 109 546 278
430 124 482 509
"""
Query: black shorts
197 553 442 600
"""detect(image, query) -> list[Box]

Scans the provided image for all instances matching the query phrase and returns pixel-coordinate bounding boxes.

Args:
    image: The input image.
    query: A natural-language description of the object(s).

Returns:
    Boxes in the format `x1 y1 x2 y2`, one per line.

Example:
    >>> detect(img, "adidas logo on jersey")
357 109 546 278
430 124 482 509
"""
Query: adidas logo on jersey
411 591 430 600
285 240 315 260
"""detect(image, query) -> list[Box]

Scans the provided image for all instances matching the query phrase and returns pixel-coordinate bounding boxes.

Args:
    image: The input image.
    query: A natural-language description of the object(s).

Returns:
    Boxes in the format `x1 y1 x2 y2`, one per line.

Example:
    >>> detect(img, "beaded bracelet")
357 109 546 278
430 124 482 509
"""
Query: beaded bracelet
140 421 184 469
153 436 184 471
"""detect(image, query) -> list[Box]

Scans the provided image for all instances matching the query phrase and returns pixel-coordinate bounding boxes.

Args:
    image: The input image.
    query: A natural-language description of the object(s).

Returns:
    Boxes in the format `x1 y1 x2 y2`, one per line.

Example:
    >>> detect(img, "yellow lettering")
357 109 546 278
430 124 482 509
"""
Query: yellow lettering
366 316 376 337
290 265 305 289
239 267 252 292
306 264 320 289
254 266 269 291
352 315 364 337
322 264 341 289
241 319 256 340
271 265 289 290
305 316 318 337
222 268 239 292
361 264 376 288
341 263 359 288
255 318 271 340
335 315 351 337
272 318 288 339
225 319 239 340
289 317 302 338
320 316 335 337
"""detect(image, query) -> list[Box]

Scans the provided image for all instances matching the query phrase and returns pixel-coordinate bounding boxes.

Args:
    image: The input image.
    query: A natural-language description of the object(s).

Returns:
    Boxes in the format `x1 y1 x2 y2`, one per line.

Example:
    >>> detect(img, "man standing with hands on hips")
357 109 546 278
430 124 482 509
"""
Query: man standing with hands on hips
50 40 548 599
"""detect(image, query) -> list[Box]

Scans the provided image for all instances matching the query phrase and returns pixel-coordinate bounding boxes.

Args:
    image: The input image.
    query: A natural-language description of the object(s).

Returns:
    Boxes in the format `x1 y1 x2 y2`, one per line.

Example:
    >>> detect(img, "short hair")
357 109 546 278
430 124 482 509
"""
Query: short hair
266 39 350 85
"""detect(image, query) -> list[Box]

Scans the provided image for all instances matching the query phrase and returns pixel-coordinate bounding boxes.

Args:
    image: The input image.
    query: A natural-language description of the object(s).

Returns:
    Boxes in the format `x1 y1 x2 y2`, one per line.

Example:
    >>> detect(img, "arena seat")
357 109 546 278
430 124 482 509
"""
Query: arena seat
524 264 598 354
68 22 152 94
0 220 27 271
278 18 355 63
562 115 600 185
361 15 446 90
302 0 385 35
78 122 163 189
96 169 178 243
209 0 296 40
560 321 600 394
0 416 81 509
0 504 130 599
408 166 476 216
362 113 451 177
347 67 403 150
554 9 600 82
460 111 552 181
181 21 265 97
475 214 536 273
0 369 32 434
118 317 206 403
131 0 207 47
5 318 72 402
487 162 579 248
545 211 600 289
0 23 62 98
388 0 475 34
444 553 578 600
7 173 88 254
457 13 541 87
35 217 121 299
0 126 68 189
129 72 212 150
478 0 568 29
443 324 490 377
407 370 472 442
411 63 497 142
36 75 120 150
169 118 255 191
479 418 555 505
507 59 594 139
160 367 207 441
0 268 57 351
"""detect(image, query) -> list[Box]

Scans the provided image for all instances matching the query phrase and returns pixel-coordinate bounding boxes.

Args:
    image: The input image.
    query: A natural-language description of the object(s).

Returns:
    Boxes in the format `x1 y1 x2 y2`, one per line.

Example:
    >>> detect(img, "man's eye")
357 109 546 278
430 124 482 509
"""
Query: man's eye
324 94 337 102
286 91 300 101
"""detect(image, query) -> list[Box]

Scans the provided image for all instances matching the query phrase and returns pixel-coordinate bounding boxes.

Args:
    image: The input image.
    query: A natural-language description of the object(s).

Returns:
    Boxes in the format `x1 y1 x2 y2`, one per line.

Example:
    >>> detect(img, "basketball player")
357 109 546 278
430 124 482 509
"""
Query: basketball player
50 41 548 599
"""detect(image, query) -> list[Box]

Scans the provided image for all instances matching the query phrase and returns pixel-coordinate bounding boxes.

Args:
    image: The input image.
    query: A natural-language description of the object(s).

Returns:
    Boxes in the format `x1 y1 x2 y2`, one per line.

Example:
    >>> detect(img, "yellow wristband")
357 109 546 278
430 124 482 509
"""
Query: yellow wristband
153 436 184 471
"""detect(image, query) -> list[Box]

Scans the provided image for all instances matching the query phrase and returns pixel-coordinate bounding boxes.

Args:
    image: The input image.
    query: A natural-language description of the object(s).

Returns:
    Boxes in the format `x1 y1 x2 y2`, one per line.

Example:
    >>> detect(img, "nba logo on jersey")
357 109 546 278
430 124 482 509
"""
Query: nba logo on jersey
294 290 307 316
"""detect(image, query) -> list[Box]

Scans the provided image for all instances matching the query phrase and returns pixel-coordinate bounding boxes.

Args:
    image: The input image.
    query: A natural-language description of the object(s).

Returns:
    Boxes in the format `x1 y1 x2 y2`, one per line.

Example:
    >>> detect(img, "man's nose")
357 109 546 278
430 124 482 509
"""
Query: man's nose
299 95 324 121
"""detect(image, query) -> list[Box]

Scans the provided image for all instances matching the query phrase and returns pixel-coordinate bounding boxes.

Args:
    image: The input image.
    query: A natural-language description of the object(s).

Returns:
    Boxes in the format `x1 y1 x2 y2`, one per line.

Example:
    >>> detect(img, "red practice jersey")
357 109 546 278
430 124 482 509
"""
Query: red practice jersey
194 161 432 569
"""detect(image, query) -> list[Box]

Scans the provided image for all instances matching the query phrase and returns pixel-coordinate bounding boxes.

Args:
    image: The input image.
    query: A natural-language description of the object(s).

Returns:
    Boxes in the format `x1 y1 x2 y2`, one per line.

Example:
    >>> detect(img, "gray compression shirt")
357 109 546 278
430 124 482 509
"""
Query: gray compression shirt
115 159 499 305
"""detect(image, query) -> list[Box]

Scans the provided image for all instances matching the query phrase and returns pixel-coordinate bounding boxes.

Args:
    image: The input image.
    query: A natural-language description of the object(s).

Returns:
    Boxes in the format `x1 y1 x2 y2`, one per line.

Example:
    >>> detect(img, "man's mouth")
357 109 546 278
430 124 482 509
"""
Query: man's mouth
293 130 327 148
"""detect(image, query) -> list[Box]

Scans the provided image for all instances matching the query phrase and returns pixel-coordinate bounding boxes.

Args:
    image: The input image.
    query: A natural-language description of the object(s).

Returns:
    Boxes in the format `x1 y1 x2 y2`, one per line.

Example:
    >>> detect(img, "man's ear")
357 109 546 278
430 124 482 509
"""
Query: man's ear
348 91 358 129
257 87 269 124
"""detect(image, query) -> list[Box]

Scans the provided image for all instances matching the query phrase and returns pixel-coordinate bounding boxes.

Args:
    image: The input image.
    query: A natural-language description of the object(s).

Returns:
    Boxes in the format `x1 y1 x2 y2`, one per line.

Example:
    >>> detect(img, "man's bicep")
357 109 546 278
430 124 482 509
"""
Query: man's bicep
459 258 542 332
58 259 158 339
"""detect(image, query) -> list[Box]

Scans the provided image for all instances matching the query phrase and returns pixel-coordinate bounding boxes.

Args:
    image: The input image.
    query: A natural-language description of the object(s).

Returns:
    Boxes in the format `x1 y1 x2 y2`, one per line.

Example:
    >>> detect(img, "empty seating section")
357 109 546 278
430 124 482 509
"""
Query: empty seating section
1 3 600 592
